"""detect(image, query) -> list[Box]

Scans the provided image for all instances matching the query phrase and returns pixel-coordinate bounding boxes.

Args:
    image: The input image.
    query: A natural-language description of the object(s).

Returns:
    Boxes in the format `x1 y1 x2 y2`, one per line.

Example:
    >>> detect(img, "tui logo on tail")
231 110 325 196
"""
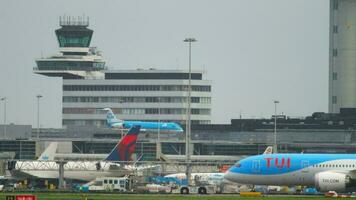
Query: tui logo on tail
105 125 141 161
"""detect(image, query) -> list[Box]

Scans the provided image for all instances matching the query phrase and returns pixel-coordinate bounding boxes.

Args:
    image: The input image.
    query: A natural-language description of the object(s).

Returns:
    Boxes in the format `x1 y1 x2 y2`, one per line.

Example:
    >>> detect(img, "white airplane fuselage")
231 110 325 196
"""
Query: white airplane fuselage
12 161 127 182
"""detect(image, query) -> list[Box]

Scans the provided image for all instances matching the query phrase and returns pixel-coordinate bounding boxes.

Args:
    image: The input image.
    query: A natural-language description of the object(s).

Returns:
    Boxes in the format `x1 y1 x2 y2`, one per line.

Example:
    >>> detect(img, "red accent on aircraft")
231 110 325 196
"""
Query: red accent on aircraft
265 157 292 169
275 158 285 169
118 134 138 161
287 158 291 168
265 157 273 168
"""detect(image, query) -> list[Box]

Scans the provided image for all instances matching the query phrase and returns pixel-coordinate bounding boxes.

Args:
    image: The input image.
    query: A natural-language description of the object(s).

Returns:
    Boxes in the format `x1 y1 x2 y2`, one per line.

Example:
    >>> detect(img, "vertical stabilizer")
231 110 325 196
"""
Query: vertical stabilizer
103 108 123 128
263 146 273 154
105 125 141 161
38 142 58 161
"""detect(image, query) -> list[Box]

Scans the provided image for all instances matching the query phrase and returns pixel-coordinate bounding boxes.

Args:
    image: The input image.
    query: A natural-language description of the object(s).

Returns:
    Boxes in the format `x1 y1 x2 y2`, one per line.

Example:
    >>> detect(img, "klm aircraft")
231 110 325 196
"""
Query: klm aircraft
224 153 356 192
103 108 183 133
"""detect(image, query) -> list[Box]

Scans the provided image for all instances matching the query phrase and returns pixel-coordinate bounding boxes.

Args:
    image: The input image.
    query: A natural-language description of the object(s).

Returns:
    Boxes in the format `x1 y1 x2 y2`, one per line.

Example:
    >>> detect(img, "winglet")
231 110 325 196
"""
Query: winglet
105 125 141 161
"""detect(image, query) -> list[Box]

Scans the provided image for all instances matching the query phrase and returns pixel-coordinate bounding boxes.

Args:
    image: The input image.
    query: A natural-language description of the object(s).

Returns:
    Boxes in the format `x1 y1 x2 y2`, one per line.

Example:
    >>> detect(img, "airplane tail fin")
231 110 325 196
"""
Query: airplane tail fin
103 108 123 127
38 142 57 161
105 125 141 161
263 146 273 154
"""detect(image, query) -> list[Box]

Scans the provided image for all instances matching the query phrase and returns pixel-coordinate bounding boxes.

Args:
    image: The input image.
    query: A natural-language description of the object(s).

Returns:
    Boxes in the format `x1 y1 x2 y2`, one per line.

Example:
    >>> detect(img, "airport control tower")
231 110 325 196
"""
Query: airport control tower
33 17 212 127
34 16 106 79
329 0 356 113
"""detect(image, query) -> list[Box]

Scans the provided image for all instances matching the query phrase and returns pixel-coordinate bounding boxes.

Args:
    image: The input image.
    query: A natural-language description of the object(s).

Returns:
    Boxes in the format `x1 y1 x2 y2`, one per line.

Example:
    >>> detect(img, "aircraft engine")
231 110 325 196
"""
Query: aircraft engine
314 172 351 192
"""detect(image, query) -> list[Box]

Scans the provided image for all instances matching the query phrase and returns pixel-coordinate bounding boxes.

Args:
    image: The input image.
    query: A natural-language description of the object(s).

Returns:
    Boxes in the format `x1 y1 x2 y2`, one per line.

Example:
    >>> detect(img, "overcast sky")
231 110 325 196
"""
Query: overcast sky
0 0 329 128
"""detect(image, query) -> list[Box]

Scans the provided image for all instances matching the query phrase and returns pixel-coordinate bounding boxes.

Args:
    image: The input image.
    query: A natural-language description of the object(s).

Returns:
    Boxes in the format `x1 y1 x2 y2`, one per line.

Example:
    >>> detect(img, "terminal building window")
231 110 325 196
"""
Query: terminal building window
36 61 105 70
63 96 211 104
332 72 338 80
332 96 337 104
191 97 200 103
63 85 211 92
63 107 211 115
200 97 211 104
122 108 145 115
105 72 202 80
0 141 36 159
145 108 159 114
63 119 210 126
194 144 259 156
333 25 338 34
333 0 338 10
162 143 185 155
333 49 338 57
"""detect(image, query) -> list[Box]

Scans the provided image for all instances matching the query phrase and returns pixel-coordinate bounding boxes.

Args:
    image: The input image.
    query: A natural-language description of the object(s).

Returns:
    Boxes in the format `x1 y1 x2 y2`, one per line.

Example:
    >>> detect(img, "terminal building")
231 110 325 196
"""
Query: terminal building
1 112 356 162
61 69 211 127
33 17 211 127
3 2 356 163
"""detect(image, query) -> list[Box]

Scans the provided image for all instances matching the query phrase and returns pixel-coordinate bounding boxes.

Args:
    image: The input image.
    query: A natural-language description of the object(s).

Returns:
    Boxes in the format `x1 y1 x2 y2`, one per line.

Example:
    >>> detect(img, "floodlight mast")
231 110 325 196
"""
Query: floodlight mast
183 38 197 186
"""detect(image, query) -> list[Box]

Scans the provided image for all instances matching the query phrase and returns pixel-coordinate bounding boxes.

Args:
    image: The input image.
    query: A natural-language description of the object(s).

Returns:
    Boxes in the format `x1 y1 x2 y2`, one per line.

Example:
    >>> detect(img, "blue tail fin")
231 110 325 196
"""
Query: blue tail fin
103 108 123 128
105 125 141 161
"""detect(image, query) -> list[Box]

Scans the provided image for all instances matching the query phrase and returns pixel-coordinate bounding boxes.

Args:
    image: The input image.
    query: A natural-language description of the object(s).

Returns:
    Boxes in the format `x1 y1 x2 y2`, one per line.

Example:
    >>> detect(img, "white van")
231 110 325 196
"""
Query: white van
86 177 129 192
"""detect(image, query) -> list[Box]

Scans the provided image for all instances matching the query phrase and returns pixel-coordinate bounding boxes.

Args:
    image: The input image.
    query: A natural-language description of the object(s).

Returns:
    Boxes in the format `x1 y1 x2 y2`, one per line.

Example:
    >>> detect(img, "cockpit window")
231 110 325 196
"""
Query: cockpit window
235 163 241 168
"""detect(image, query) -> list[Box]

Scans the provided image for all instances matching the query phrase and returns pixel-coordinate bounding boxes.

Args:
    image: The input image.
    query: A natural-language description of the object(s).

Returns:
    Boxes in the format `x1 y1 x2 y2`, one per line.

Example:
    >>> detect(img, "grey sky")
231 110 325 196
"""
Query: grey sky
0 0 329 128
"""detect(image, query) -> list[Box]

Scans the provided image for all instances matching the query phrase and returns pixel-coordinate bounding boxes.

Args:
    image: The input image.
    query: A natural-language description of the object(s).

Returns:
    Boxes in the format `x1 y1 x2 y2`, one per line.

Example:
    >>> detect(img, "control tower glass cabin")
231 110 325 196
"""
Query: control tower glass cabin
35 17 106 76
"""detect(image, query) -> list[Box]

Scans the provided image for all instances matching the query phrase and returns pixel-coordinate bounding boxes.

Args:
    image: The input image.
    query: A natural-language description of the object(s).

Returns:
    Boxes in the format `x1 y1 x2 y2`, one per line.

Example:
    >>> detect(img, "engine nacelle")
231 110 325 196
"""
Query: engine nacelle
111 123 124 129
315 172 351 192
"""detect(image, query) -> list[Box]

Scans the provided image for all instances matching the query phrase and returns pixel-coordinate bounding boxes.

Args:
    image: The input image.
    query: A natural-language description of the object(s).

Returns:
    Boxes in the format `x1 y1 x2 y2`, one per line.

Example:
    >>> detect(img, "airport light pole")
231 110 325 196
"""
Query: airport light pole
184 37 197 186
273 100 279 153
156 97 161 160
37 95 42 140
1 97 7 138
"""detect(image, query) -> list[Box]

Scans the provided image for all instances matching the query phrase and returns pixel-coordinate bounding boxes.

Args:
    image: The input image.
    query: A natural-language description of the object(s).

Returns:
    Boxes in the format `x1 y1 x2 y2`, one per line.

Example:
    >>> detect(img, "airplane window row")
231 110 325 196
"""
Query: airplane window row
232 163 355 168
312 164 355 168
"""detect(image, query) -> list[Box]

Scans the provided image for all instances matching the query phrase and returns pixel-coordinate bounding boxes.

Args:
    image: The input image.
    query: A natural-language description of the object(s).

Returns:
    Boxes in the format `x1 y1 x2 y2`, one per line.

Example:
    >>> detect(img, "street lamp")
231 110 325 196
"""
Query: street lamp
273 100 279 153
156 97 161 160
183 37 197 186
37 95 43 139
1 97 7 138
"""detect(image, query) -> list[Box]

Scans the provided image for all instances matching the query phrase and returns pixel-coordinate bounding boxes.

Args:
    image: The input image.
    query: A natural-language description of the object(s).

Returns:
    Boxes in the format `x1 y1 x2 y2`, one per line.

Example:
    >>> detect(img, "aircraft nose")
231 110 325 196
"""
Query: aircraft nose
223 170 235 182
224 166 239 182
175 125 183 132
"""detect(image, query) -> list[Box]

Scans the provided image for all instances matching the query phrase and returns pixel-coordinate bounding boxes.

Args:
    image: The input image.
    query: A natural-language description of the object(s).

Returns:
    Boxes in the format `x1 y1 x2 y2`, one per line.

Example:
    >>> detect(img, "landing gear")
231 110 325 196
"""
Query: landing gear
180 187 189 194
198 187 207 194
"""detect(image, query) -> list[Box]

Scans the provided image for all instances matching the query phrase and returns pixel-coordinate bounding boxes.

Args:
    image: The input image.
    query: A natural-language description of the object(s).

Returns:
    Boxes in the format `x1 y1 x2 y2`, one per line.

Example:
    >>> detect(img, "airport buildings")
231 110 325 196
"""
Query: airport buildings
33 17 212 127
329 0 356 113
4 0 356 163
1 112 356 161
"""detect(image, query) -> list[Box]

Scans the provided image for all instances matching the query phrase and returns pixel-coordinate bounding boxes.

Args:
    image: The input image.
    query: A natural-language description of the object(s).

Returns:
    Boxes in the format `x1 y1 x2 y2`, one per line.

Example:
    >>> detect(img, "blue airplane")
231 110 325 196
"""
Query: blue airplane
224 153 356 192
103 108 183 132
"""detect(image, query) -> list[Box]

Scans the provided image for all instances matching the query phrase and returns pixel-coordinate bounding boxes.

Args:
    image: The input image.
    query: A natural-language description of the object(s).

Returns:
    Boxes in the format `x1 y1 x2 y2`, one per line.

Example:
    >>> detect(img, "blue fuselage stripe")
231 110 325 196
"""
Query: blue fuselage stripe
123 121 182 131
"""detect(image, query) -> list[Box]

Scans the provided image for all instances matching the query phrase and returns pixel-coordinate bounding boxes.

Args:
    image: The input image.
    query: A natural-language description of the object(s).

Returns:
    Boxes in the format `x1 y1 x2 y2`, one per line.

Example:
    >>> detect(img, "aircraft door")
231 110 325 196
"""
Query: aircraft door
298 160 310 184
301 160 309 173
252 160 261 173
